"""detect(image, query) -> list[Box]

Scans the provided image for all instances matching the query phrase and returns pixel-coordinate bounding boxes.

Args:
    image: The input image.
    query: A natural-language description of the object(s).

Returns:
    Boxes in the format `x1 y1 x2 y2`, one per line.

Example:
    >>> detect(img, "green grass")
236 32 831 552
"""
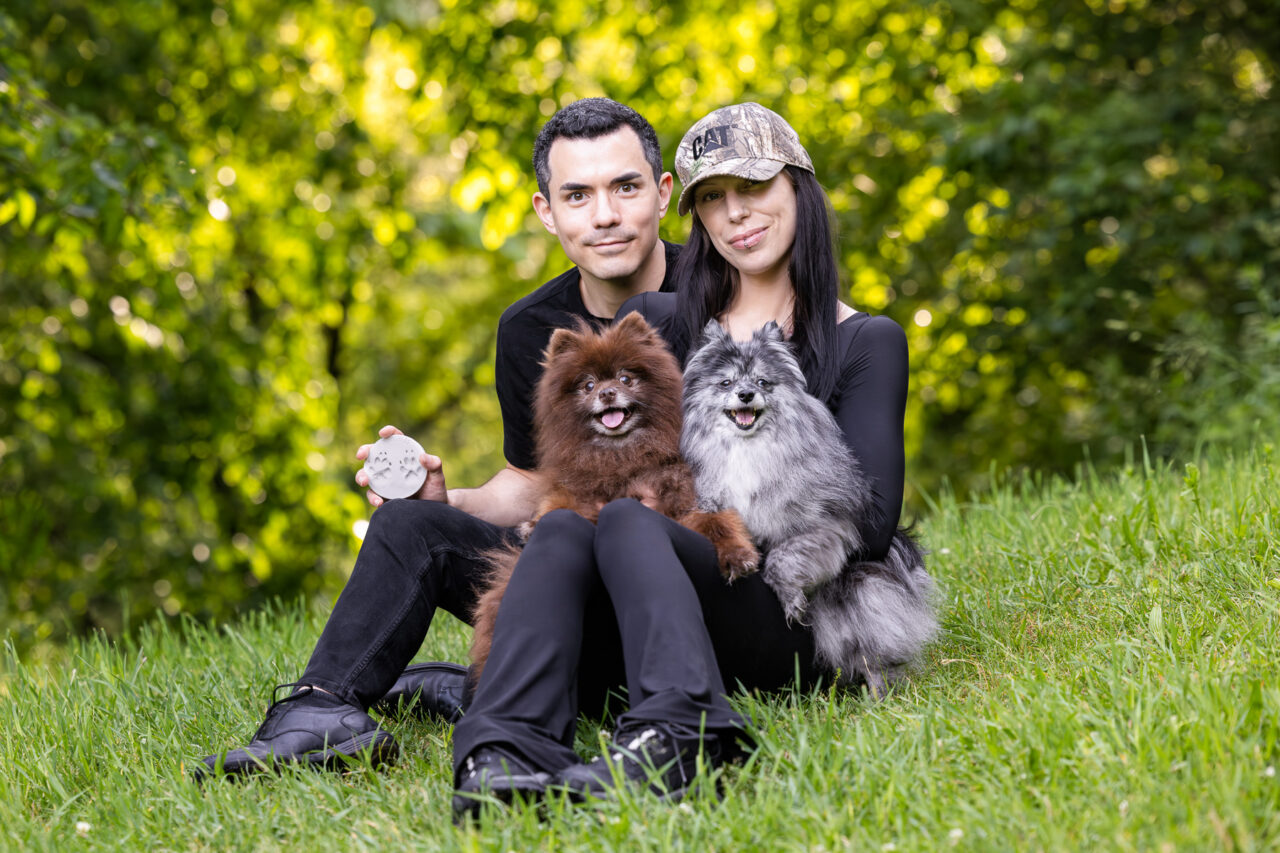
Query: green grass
3 444 1279 851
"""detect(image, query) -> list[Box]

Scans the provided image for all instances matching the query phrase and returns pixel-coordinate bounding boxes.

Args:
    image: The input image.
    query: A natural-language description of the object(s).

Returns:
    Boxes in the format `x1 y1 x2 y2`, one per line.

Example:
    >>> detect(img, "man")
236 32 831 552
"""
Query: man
197 98 680 779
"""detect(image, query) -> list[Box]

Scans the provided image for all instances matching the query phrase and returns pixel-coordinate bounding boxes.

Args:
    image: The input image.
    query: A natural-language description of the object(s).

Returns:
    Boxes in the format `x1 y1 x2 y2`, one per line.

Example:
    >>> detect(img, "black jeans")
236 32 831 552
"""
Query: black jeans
299 499 516 709
452 499 822 777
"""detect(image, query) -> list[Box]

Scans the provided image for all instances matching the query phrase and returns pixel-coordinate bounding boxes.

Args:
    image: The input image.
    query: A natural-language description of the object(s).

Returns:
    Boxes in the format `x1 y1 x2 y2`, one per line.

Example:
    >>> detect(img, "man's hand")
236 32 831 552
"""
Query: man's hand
355 427 539 525
355 424 447 508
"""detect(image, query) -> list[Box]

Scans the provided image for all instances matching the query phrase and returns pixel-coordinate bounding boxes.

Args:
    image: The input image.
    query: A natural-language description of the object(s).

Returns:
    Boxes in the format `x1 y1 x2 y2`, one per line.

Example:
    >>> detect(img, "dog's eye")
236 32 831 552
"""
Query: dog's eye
618 374 632 385
719 379 732 388
757 379 773 390
584 380 595 392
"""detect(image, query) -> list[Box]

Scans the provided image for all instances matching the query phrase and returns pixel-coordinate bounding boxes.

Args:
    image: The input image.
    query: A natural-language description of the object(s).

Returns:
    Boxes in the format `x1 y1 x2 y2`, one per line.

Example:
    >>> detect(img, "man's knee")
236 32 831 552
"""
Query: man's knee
364 498 474 554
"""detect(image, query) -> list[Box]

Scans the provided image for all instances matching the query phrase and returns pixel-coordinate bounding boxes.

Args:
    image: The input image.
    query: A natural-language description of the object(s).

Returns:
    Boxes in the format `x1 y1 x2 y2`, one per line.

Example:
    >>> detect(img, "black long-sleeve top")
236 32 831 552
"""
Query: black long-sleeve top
621 291 909 561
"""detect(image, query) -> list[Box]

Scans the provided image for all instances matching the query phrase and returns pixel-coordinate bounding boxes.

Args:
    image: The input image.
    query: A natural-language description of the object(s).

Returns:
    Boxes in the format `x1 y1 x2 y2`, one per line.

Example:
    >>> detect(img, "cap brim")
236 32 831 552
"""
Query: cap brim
676 158 787 215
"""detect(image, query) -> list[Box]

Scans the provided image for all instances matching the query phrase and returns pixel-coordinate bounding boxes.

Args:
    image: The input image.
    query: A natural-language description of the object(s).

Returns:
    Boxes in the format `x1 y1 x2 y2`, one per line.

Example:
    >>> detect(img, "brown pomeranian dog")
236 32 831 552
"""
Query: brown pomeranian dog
468 312 759 685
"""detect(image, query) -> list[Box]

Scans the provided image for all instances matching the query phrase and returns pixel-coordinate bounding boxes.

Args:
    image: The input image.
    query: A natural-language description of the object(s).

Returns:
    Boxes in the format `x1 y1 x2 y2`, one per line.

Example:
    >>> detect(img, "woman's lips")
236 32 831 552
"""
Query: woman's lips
729 227 767 250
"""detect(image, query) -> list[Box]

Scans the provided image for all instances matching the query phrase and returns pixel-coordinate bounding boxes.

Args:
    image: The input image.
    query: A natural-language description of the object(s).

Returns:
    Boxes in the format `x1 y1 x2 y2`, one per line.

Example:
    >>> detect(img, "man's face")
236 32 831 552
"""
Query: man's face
532 127 672 288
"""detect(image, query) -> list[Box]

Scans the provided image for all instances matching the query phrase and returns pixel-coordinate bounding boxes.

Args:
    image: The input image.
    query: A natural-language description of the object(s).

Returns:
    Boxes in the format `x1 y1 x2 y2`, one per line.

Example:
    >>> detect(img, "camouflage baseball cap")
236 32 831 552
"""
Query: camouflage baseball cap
674 102 814 215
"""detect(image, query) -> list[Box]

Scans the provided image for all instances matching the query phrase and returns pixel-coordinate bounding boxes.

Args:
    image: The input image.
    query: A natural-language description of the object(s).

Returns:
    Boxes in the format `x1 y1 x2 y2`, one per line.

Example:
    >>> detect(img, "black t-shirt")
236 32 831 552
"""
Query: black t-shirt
620 291 909 562
495 240 682 471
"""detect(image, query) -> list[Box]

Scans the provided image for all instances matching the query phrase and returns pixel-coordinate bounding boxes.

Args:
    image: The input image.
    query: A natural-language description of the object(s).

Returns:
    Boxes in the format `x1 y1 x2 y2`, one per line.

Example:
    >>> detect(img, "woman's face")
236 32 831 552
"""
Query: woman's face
691 173 797 283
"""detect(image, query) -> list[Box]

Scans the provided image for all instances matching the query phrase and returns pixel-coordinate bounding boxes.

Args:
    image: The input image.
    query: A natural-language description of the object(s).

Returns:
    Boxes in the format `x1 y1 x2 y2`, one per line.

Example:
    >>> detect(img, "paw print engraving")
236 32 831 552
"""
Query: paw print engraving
363 434 428 500
398 450 419 481
369 449 393 479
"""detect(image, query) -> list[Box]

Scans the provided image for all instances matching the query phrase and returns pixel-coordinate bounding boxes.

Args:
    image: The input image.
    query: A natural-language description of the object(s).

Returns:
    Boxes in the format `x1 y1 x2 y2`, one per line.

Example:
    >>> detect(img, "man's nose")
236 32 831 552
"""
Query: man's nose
592 194 622 228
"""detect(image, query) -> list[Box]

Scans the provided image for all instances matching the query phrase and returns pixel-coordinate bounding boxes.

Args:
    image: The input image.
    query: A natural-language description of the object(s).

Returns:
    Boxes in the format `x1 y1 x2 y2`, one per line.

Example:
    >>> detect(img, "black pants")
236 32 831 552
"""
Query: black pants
451 499 821 777
299 497 820 775
299 498 634 715
299 498 516 709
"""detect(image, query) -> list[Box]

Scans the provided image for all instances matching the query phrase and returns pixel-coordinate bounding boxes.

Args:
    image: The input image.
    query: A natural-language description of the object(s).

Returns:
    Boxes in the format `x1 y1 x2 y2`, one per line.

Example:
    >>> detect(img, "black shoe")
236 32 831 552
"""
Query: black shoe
552 722 722 803
451 746 552 822
374 662 467 723
194 684 398 782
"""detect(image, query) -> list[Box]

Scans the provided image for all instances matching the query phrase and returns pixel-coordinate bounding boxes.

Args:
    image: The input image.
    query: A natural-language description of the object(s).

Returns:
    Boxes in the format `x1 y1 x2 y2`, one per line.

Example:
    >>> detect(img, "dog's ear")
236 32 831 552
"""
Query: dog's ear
613 311 654 339
699 319 729 345
757 321 785 343
543 326 585 364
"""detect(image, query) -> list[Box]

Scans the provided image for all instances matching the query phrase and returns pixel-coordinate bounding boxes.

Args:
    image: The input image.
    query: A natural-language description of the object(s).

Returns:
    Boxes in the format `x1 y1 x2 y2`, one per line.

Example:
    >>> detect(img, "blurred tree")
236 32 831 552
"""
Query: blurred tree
868 0 1280 489
2 0 1276 647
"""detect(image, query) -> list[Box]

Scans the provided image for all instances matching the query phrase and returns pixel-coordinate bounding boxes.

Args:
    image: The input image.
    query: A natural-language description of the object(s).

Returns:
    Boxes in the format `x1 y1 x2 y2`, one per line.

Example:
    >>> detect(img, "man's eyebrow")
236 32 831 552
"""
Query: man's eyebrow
556 172 646 193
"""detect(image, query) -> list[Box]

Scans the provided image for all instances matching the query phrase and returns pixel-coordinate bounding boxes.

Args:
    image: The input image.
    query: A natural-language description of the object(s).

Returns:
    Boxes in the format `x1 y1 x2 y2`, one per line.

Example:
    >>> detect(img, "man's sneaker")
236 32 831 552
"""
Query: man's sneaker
451 745 552 822
194 684 398 782
373 662 468 723
552 721 722 803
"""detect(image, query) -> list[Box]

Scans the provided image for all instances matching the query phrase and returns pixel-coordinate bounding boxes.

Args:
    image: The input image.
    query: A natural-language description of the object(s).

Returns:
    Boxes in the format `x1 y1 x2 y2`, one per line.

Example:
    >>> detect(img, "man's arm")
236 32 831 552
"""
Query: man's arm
446 464 540 527
355 425 540 527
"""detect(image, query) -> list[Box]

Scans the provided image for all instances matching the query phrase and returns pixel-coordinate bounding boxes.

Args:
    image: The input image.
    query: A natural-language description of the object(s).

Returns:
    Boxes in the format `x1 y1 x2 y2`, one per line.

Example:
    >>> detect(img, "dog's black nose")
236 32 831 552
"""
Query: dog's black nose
599 387 616 403
737 390 754 403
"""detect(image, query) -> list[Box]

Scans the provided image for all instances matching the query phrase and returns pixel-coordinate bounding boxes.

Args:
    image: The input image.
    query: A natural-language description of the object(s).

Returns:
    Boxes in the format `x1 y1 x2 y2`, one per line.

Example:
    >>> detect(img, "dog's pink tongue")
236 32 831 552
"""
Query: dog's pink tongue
602 409 625 429
735 409 756 427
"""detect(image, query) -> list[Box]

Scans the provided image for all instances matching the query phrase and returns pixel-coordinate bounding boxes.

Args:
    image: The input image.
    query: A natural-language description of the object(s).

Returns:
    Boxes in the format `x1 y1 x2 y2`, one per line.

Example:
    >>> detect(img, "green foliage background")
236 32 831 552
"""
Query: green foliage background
2 0 1278 647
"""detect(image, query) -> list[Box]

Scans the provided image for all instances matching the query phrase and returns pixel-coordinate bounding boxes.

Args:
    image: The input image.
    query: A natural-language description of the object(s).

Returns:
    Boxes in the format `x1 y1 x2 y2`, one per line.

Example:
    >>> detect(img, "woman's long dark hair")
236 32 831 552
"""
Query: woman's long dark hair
670 165 841 404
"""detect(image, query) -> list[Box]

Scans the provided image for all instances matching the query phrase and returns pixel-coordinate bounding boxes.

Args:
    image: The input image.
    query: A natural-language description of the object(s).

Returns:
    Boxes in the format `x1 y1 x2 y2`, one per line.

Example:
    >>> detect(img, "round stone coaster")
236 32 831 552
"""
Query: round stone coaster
363 434 428 500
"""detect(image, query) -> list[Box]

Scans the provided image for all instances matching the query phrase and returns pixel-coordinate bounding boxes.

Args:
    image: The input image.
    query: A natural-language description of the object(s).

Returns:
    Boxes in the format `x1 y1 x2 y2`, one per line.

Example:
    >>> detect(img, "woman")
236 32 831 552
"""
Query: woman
451 103 913 816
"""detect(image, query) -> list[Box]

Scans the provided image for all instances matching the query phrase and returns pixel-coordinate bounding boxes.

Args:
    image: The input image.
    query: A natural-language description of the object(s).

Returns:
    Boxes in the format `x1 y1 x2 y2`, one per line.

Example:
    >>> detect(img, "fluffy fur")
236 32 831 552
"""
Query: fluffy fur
681 320 938 697
468 313 758 684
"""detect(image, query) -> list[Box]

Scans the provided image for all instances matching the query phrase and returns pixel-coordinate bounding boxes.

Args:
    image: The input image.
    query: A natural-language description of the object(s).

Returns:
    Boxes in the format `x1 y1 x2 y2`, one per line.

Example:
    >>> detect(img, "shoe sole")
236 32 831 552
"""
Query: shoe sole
451 773 552 823
554 778 691 805
553 753 727 805
194 730 399 783
307 729 400 772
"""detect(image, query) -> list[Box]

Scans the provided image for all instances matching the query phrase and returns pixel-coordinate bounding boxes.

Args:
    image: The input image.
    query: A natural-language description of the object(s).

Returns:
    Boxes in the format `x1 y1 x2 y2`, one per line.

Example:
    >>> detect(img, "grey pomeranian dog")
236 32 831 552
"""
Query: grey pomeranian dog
681 320 938 696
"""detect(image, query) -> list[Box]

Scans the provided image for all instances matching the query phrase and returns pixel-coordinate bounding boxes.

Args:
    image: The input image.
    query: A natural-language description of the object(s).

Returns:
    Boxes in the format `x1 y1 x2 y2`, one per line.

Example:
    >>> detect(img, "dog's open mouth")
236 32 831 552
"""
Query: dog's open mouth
596 407 632 432
725 407 763 430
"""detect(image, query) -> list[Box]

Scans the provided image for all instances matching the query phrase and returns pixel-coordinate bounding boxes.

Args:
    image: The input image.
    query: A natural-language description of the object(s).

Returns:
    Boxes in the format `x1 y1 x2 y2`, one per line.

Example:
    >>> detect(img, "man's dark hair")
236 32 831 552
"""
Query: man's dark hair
532 98 663 198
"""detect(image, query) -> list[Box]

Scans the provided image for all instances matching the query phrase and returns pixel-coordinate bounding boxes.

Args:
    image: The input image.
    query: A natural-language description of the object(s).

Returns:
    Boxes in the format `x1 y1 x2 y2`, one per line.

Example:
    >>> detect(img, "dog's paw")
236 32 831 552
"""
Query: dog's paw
764 576 808 624
718 542 760 582
781 594 809 626
862 669 889 701
515 520 536 543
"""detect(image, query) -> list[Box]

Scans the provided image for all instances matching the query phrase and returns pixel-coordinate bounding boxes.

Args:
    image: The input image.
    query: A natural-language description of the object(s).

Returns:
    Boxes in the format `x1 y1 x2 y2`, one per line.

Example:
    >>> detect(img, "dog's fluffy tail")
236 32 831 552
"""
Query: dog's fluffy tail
465 543 522 702
807 530 938 698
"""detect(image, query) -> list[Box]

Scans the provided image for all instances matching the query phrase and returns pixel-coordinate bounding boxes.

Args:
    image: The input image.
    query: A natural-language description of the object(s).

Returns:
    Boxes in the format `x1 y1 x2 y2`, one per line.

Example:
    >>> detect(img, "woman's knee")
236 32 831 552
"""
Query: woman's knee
528 508 596 546
595 499 722 586
594 499 676 572
516 509 598 582
595 498 656 536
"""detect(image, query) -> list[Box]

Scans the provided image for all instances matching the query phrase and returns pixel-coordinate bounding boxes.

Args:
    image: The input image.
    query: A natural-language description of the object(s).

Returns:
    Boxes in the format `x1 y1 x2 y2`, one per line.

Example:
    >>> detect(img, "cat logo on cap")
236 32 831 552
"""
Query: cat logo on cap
691 125 735 161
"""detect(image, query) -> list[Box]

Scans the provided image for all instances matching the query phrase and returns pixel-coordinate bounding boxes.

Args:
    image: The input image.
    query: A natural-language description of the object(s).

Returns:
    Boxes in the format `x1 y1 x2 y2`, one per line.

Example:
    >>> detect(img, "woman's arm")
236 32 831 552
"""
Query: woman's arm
831 315 910 561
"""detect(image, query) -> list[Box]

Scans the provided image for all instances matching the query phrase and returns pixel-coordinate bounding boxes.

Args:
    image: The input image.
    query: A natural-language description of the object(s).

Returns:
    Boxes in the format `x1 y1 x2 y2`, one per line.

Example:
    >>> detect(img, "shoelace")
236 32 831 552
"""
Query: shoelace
607 724 723 786
250 682 318 741
459 747 536 786
607 727 664 763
